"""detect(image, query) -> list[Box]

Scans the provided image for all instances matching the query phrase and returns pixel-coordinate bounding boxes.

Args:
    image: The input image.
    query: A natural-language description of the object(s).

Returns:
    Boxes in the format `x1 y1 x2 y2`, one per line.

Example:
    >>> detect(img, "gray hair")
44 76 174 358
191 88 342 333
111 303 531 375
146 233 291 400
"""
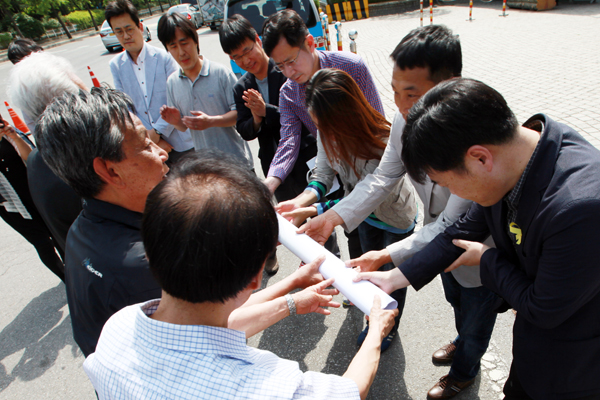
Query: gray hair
36 87 136 198
7 52 84 121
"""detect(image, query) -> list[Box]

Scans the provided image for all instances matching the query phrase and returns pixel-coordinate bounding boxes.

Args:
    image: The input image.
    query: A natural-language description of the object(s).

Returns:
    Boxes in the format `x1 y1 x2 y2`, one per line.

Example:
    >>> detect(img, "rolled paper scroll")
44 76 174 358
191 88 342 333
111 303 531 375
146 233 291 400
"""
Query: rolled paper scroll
277 214 398 315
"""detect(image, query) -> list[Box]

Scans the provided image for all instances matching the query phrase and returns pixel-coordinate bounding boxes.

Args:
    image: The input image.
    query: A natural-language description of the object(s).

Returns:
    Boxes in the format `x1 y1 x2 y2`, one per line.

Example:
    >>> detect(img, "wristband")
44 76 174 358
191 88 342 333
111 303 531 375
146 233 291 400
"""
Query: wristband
284 294 296 315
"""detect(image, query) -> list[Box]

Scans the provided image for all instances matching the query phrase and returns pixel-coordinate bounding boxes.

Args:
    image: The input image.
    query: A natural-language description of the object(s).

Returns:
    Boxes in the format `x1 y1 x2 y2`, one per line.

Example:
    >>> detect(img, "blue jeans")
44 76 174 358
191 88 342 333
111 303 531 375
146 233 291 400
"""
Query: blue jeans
357 221 414 331
441 271 499 382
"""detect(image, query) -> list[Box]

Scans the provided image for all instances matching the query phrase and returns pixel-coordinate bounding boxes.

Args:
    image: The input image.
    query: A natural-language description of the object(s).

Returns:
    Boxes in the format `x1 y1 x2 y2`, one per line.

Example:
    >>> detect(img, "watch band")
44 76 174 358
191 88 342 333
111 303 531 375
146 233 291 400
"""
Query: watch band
284 294 296 315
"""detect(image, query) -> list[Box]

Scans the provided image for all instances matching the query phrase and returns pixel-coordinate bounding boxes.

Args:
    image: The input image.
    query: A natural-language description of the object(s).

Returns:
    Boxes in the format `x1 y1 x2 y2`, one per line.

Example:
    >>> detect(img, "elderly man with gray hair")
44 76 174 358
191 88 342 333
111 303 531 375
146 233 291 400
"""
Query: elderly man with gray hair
8 52 84 258
35 87 168 357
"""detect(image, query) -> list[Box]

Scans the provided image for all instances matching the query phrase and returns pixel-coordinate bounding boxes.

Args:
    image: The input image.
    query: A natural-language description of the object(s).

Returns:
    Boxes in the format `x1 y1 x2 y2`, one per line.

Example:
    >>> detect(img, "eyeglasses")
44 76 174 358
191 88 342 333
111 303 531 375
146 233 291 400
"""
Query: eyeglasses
274 48 302 72
230 42 255 63
114 26 136 37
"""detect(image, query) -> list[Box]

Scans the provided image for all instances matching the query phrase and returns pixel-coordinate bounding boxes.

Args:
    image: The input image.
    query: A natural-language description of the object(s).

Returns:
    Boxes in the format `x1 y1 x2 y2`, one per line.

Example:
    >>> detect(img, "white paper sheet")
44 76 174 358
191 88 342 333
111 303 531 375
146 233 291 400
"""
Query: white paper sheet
277 214 397 315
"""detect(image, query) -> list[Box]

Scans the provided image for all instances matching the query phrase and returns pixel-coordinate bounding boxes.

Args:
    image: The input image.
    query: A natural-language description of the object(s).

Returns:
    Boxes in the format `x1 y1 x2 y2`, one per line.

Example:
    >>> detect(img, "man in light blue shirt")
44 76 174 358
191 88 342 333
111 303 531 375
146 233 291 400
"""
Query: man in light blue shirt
106 0 195 164
84 151 397 400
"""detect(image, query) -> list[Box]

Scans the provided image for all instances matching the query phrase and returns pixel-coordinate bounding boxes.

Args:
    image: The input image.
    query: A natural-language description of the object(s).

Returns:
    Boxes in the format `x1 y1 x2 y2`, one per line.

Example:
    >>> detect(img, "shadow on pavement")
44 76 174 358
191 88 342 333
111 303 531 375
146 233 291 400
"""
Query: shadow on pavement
321 306 365 376
256 304 329 372
0 283 79 392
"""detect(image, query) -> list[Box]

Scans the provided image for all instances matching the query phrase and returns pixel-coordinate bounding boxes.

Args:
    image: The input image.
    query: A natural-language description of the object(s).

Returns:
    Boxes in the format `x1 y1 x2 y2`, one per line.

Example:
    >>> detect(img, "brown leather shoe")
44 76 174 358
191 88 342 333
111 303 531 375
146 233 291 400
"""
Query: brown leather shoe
432 342 457 364
427 375 474 399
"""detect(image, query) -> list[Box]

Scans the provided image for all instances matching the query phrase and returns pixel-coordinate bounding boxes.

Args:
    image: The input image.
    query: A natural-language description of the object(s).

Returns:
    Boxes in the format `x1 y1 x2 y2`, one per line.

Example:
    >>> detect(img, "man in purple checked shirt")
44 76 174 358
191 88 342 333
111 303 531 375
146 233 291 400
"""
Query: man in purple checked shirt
260 9 384 194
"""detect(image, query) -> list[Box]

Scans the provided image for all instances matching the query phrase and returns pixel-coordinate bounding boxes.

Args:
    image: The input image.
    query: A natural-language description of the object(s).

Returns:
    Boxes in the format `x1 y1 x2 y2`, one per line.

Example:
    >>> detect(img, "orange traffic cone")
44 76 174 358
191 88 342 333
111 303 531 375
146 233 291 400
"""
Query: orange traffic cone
88 66 101 88
4 102 30 133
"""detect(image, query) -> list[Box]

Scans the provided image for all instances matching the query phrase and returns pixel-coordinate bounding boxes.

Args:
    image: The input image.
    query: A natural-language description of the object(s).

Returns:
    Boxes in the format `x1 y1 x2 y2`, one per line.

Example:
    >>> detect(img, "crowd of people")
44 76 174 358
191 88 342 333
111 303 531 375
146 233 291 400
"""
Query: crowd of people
1 1 599 399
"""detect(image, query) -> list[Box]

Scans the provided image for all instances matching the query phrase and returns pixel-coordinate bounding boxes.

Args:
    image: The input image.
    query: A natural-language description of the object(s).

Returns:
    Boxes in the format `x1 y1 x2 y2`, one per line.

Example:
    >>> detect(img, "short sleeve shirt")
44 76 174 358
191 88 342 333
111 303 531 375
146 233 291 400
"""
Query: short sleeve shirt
166 57 253 169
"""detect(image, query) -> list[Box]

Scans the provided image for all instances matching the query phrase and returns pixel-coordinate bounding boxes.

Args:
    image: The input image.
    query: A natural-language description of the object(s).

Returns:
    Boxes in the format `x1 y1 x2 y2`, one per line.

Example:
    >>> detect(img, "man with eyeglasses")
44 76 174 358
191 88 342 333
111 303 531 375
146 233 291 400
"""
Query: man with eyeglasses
260 9 384 195
219 15 317 204
106 0 194 165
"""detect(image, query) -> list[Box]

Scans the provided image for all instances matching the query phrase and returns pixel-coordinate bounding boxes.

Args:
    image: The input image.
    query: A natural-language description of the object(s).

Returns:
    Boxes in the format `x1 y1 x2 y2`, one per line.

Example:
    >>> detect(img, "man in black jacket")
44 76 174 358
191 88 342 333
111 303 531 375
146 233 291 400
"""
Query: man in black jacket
356 78 600 400
36 88 166 357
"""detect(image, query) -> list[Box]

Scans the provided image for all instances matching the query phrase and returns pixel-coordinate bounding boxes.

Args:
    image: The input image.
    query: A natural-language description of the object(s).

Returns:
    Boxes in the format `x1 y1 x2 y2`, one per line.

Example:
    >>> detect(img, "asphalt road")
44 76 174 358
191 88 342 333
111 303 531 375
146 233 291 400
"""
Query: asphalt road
5 5 583 398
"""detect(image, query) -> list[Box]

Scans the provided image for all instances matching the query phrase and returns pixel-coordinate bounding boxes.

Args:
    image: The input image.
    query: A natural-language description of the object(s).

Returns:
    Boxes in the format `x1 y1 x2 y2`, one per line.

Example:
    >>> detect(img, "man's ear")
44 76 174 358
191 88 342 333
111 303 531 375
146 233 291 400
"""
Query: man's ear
255 33 262 46
93 157 125 188
138 22 144 31
247 266 264 291
305 34 315 49
465 145 494 173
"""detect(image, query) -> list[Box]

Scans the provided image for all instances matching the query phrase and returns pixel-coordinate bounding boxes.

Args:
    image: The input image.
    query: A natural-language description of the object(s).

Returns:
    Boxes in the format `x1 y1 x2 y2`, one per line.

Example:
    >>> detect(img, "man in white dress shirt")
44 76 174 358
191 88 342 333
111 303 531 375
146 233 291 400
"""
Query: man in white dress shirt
106 0 195 164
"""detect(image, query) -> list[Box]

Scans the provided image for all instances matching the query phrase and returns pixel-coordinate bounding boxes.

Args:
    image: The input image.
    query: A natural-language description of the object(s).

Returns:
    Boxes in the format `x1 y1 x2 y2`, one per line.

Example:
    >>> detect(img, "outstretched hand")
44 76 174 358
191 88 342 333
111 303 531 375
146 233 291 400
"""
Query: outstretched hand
345 249 390 273
445 239 490 272
282 206 317 227
292 254 326 289
352 267 410 294
275 199 302 215
366 295 398 340
298 214 336 245
293 278 340 315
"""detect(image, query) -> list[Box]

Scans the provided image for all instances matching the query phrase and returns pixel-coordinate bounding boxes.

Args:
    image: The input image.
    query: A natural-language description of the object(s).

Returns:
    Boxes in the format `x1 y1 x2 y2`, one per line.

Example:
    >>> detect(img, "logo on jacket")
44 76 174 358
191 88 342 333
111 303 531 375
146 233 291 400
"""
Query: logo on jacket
509 222 522 245
83 258 103 278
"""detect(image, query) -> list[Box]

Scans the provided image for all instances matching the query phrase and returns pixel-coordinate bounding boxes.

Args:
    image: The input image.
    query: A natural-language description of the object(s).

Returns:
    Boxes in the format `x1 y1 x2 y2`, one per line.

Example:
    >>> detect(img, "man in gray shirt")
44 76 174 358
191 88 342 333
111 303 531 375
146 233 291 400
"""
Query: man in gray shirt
157 12 252 170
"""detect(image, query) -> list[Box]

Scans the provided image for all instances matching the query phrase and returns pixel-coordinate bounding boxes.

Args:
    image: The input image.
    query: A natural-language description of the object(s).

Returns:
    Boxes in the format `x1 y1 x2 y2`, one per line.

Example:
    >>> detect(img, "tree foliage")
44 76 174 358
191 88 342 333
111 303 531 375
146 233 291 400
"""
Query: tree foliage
15 12 45 38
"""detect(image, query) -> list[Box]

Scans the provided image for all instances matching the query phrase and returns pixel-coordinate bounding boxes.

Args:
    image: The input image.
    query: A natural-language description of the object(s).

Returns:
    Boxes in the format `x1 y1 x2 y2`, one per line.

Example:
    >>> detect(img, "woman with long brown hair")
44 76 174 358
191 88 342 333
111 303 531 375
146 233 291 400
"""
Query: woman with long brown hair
276 68 417 351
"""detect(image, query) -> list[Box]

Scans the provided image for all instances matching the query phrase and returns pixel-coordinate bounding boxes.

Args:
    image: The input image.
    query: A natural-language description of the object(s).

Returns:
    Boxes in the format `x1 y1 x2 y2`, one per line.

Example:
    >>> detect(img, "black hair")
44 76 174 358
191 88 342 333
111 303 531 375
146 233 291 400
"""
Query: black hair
7 38 43 64
142 150 278 303
262 9 308 57
105 0 140 29
390 25 462 84
157 12 200 53
219 14 257 55
36 87 134 198
401 78 519 184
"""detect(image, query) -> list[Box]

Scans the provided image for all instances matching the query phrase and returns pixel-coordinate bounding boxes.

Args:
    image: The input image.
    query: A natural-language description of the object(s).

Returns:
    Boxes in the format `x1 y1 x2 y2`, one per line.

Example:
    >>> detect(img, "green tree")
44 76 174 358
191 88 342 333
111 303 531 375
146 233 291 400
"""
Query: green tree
24 0 73 39
69 0 99 30
0 0 25 37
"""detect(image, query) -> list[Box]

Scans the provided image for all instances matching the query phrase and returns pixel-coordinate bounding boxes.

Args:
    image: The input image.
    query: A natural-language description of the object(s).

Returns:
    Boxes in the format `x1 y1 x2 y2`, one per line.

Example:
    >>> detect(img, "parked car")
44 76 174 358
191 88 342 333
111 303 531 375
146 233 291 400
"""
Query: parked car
199 0 225 30
224 0 326 76
167 4 204 28
99 19 151 52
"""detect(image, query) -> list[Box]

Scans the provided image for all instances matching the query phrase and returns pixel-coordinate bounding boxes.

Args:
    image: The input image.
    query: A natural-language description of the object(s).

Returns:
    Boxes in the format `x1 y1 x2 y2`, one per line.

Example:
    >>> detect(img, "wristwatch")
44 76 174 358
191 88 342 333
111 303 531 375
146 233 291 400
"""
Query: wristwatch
284 294 296 315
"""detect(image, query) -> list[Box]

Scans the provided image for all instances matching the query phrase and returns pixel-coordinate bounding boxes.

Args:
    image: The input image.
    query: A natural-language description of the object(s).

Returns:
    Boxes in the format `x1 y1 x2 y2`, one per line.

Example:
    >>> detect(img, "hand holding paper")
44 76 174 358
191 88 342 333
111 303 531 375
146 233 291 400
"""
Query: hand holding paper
277 214 397 315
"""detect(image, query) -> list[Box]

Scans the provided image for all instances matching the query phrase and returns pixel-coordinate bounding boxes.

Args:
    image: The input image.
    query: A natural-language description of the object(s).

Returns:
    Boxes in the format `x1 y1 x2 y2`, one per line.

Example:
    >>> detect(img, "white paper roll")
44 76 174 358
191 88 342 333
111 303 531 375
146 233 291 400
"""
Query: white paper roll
277 214 398 315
